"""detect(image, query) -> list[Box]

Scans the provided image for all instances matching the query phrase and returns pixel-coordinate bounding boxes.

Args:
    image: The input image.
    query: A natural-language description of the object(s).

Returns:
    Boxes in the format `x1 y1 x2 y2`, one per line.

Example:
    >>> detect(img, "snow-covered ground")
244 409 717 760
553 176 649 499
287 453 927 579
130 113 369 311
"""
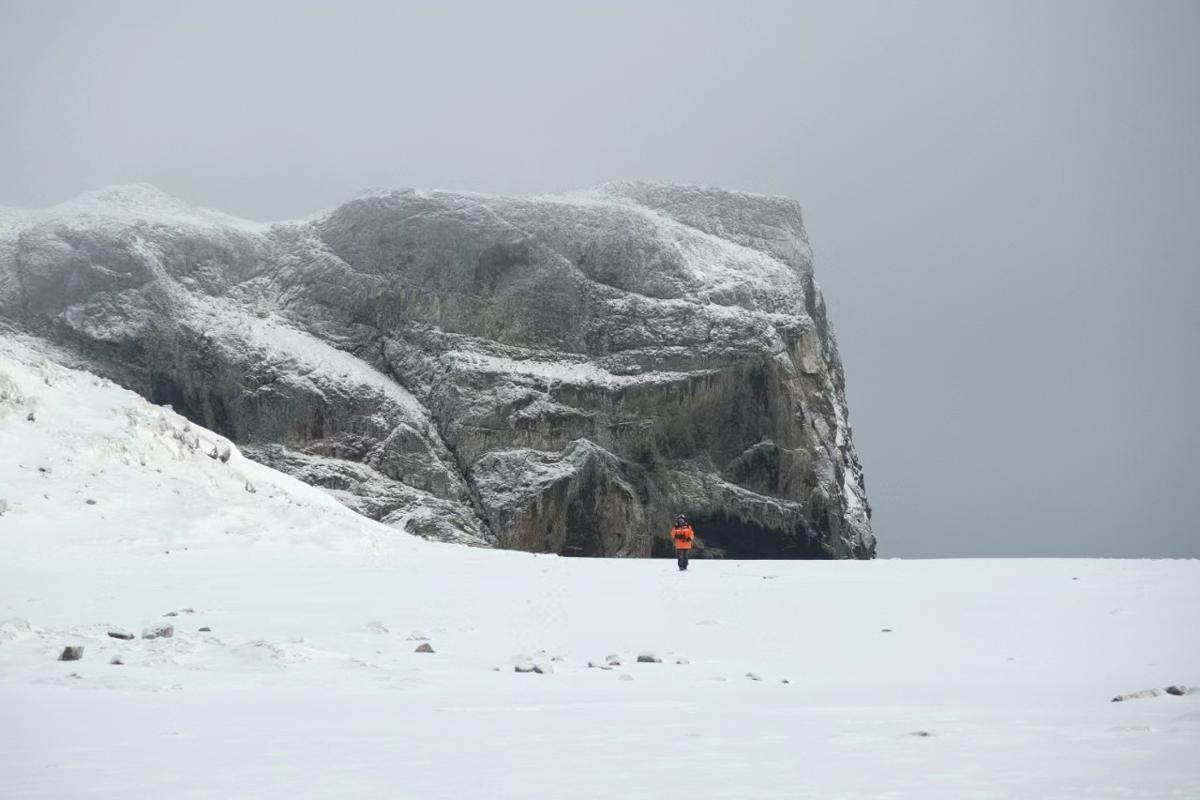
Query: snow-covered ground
2 338 1198 799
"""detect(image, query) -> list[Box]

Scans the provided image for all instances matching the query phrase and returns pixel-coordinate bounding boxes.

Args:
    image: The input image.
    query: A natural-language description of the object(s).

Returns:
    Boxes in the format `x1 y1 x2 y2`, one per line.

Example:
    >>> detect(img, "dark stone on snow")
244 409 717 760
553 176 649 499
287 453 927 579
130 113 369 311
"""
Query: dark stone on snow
58 646 84 661
107 631 135 640
414 643 435 653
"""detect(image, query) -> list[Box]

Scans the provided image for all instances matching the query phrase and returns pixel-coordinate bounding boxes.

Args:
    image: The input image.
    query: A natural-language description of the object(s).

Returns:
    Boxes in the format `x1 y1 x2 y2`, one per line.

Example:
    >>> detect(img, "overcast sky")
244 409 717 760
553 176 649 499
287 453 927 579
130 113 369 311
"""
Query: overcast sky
2 1 1197 558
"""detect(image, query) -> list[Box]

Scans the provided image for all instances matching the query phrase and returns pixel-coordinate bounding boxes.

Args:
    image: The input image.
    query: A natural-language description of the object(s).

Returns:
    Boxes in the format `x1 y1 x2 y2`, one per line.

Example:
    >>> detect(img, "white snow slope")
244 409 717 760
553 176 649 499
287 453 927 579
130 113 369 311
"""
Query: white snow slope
2 337 1198 800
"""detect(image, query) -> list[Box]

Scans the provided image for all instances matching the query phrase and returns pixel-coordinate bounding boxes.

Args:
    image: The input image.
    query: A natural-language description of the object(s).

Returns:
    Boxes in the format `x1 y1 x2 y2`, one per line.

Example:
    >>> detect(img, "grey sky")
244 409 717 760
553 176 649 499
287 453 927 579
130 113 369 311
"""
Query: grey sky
2 1 1197 558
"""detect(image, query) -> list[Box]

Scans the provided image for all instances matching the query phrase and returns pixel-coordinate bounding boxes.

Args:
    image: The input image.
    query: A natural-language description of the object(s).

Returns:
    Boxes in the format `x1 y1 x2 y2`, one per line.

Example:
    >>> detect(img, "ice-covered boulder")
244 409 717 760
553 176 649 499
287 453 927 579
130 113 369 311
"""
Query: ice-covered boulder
0 182 874 557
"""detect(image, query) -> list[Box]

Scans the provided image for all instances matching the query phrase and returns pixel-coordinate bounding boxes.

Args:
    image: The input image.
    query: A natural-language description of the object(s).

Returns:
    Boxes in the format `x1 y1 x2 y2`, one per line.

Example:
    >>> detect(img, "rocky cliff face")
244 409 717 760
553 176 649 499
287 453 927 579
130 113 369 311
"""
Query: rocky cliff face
0 182 874 558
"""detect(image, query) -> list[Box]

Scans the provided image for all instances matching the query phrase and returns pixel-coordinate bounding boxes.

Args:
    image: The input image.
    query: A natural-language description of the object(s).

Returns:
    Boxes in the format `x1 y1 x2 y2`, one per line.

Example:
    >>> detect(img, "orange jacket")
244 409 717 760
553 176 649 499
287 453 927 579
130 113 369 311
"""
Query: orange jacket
672 524 695 550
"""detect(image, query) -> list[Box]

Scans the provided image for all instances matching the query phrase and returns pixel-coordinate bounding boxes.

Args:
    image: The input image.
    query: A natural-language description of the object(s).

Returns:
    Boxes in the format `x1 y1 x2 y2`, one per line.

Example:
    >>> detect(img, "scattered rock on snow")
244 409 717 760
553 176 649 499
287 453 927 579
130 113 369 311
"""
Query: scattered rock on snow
58 646 84 661
514 663 539 673
207 443 233 463
1165 686 1191 696
746 672 762 681
881 628 893 633
637 652 661 663
909 731 933 737
106 631 135 640
85 498 97 505
110 656 124 666
198 627 212 632
142 625 174 640
675 658 691 665
414 643 435 653
588 661 614 670
1112 688 1162 702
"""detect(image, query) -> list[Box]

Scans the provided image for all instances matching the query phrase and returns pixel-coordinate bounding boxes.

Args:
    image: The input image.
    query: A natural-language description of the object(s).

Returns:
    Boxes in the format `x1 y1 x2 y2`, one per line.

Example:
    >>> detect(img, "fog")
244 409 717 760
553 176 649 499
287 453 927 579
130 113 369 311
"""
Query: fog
2 0 1196 557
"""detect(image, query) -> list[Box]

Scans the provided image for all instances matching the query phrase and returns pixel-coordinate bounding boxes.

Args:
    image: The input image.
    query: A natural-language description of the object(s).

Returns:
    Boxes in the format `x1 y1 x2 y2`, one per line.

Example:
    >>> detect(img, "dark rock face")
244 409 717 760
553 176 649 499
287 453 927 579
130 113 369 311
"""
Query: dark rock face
0 182 874 558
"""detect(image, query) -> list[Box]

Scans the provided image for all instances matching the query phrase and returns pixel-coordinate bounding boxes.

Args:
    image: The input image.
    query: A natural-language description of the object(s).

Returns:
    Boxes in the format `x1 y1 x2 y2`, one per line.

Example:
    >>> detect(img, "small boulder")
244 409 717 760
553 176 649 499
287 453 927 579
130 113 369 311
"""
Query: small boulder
746 672 762 681
110 656 124 666
198 627 212 633
106 631 134 641
675 658 690 665
85 499 97 505
1165 686 1191 696
909 730 933 737
414 643 435 654
58 646 84 661
142 625 174 640
514 663 538 673
637 652 661 663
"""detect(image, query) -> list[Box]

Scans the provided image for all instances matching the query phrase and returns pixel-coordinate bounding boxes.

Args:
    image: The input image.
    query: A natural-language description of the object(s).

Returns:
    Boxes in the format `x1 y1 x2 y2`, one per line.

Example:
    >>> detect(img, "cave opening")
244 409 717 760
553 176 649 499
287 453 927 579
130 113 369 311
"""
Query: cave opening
690 512 832 560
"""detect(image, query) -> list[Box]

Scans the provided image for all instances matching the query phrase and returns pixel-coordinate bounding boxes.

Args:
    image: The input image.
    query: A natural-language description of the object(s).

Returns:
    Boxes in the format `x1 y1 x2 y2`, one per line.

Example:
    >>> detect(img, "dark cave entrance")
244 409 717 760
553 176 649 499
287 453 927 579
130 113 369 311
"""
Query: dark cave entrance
690 512 832 560
148 372 235 439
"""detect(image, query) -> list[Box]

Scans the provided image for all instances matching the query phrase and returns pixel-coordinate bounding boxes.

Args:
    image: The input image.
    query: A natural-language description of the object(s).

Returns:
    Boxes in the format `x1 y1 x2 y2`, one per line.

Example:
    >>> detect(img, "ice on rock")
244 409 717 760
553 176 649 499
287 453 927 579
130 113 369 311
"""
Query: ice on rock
0 182 874 558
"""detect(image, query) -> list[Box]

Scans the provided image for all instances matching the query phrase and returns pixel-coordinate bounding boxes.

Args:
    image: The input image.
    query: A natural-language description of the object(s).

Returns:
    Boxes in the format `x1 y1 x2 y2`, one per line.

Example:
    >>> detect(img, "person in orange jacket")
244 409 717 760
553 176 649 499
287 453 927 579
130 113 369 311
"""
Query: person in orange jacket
671 514 695 571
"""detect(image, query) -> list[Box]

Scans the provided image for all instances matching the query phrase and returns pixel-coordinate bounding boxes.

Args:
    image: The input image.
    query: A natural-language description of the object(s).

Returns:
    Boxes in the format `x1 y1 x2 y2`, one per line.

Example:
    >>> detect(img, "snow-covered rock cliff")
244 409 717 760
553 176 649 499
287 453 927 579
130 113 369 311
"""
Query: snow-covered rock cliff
0 182 874 558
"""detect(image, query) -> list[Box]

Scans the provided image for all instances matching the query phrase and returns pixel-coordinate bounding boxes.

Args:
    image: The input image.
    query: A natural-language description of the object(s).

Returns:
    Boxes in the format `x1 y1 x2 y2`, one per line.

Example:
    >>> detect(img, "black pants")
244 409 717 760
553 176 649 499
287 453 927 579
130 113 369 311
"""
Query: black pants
676 550 689 570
